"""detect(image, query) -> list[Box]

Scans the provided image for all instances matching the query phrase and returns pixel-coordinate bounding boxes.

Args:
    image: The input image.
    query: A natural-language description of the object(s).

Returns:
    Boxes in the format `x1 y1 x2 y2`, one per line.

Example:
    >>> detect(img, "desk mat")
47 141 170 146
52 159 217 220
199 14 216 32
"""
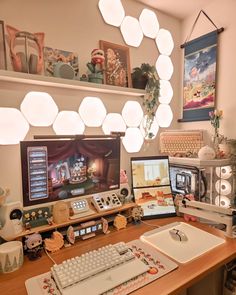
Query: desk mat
25 239 178 295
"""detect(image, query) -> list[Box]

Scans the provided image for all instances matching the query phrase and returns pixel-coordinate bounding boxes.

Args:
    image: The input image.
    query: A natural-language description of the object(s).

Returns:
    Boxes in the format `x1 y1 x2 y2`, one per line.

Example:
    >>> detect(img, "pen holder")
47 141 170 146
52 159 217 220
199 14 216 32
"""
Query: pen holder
0 241 24 273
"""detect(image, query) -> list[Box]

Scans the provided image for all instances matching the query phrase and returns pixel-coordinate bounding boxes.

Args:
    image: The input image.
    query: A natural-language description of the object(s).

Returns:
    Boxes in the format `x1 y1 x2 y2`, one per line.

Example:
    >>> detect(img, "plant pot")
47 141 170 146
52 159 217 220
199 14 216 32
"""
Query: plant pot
88 73 103 84
131 76 148 89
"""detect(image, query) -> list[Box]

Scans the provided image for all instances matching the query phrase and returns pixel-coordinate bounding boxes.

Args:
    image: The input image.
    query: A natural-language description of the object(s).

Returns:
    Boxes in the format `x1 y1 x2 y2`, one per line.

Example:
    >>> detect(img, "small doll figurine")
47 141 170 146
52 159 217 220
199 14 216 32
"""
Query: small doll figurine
87 48 105 74
24 233 43 260
183 194 197 222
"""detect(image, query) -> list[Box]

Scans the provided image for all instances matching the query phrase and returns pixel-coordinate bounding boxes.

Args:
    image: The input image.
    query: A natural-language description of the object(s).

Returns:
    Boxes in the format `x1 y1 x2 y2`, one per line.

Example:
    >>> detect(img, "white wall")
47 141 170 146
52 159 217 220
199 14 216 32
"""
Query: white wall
0 0 181 203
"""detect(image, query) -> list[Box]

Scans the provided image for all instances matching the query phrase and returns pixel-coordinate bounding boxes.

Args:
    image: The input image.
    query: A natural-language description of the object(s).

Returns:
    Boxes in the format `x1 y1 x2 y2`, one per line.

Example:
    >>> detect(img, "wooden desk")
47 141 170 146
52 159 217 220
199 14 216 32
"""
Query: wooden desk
0 217 236 295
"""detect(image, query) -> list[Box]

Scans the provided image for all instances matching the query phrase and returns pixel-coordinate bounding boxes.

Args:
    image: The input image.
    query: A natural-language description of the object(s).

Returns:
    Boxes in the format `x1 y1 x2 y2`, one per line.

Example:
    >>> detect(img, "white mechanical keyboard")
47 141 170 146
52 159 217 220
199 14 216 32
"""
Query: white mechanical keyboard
51 242 149 295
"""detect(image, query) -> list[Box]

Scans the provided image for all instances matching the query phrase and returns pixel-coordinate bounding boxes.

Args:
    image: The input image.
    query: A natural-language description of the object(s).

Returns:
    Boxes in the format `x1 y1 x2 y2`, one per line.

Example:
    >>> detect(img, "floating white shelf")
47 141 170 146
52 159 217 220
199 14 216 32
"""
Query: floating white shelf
0 70 146 97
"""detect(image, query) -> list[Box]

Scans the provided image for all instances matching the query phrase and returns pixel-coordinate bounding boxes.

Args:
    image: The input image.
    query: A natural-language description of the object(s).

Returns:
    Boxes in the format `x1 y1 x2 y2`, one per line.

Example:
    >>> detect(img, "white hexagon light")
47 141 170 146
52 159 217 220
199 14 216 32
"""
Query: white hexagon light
155 55 173 80
139 8 159 39
122 127 144 153
0 107 29 144
53 111 85 135
98 0 125 27
79 96 107 127
140 115 159 139
102 113 126 135
20 91 58 126
155 104 173 127
120 16 143 47
159 80 173 104
122 101 143 127
155 29 174 56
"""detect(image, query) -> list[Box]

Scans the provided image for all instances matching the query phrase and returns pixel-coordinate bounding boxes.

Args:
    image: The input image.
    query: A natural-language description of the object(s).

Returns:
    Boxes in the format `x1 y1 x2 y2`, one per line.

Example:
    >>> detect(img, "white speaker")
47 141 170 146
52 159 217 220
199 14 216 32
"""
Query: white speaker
0 201 23 241
118 183 132 203
53 61 75 79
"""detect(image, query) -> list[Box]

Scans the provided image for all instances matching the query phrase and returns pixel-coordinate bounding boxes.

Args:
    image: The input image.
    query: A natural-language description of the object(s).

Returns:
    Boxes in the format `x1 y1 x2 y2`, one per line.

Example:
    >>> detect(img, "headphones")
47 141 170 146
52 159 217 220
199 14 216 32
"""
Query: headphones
6 25 44 74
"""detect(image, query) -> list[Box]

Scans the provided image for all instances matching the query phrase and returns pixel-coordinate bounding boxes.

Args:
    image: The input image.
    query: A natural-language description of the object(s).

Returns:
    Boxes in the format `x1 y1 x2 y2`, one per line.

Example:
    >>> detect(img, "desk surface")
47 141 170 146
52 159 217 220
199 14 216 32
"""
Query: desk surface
1 217 236 295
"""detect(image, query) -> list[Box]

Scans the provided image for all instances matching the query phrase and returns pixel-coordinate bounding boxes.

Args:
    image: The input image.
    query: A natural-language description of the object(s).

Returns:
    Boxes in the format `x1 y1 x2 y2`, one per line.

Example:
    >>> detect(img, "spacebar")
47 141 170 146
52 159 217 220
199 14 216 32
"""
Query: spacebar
61 258 149 295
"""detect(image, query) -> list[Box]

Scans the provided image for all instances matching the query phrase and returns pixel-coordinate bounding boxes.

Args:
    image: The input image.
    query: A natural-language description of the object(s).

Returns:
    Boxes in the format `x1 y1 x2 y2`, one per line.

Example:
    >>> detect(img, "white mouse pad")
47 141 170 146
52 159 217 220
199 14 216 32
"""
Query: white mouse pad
140 222 225 264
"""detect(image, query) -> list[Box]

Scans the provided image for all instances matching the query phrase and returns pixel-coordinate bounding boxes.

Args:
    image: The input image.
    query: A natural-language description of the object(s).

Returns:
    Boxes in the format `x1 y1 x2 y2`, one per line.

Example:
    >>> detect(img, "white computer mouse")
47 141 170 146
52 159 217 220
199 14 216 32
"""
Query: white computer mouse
169 228 188 242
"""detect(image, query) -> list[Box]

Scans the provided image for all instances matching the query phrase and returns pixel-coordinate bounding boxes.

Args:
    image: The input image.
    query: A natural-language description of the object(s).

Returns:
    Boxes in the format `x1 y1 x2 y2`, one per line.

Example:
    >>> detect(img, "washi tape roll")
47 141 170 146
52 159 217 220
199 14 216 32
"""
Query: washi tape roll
215 179 232 195
215 166 232 180
215 195 231 208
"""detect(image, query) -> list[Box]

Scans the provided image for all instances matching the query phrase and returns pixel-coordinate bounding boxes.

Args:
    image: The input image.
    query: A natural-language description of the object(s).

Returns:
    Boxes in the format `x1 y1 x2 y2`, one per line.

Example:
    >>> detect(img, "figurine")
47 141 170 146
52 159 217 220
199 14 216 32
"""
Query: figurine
24 233 43 260
87 48 105 84
120 169 128 184
183 194 197 222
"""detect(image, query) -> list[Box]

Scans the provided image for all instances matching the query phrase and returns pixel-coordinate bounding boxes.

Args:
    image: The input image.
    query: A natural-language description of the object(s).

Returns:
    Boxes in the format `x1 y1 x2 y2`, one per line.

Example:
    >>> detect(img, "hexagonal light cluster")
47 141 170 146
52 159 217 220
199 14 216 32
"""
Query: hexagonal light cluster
155 55 173 80
155 104 173 127
120 16 143 47
139 8 159 38
159 80 173 104
155 29 174 56
122 101 143 127
53 111 85 135
122 127 144 153
102 113 126 135
140 115 159 139
78 96 107 127
98 0 125 27
20 91 58 126
0 107 29 144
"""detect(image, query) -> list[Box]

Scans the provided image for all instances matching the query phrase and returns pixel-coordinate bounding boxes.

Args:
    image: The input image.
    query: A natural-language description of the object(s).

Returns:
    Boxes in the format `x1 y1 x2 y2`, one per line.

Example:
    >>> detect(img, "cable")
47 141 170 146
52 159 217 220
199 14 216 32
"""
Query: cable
44 247 57 265
140 220 160 228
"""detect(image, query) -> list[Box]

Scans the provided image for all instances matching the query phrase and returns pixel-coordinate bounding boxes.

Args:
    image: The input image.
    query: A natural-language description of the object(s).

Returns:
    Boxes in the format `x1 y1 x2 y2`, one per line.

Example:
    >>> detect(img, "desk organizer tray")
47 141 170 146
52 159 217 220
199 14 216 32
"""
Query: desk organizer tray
25 239 178 295
140 221 226 264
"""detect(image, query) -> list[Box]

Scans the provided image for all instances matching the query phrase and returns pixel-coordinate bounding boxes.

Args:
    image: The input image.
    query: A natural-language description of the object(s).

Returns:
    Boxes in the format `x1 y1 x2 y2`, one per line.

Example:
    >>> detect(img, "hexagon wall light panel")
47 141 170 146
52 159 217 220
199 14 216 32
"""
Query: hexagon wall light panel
155 29 174 56
159 80 173 104
53 111 85 135
155 55 173 81
20 91 58 126
120 16 143 47
102 113 126 135
122 101 143 127
140 115 159 139
139 8 159 39
155 104 173 127
0 107 29 144
122 127 144 153
98 0 125 27
79 96 107 127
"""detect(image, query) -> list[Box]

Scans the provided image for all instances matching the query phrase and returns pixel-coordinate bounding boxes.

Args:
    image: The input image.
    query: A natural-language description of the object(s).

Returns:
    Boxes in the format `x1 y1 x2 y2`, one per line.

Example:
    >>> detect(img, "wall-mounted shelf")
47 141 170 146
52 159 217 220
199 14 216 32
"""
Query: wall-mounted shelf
0 70 146 97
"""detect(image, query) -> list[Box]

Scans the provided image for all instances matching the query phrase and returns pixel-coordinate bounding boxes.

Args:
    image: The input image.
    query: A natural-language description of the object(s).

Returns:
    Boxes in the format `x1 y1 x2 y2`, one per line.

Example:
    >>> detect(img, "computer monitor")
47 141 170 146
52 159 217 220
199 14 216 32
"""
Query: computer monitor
130 155 176 219
20 137 120 207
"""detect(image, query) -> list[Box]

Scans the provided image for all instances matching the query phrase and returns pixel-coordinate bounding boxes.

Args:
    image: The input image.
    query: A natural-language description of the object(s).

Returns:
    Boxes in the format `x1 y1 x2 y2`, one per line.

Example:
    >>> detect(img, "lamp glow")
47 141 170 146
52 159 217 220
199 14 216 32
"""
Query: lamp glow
122 127 144 153
0 107 29 144
20 91 58 126
53 111 85 135
120 16 143 47
79 96 107 127
102 113 126 135
155 55 173 80
139 8 159 38
98 0 125 27
155 29 174 56
155 104 173 127
122 101 143 127
159 80 173 104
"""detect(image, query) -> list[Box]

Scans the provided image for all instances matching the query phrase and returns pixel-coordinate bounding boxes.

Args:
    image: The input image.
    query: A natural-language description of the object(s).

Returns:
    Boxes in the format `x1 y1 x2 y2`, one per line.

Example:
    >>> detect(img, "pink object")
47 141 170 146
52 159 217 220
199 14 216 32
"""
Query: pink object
120 169 128 184
183 194 197 222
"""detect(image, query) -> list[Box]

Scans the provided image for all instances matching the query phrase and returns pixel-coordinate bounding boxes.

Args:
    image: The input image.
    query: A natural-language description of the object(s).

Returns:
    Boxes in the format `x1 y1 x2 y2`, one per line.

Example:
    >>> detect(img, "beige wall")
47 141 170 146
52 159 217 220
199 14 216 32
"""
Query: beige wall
0 0 181 203
179 0 236 142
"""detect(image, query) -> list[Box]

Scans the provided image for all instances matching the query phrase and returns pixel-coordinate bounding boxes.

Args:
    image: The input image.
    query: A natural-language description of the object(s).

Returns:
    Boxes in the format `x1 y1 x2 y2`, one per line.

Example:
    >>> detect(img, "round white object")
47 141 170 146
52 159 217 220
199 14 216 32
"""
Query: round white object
215 195 231 208
215 166 232 179
215 179 232 195
198 145 216 160
0 241 23 273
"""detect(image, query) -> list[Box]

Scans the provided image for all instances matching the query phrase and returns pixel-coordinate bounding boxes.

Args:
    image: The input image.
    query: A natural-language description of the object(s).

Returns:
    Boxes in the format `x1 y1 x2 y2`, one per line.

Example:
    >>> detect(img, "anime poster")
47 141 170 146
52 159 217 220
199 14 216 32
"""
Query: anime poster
181 31 218 121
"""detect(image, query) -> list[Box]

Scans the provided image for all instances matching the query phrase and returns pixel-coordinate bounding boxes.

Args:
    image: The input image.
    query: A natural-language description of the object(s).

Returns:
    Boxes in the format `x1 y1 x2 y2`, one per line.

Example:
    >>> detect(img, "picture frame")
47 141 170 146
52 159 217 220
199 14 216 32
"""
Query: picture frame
0 20 7 70
99 40 132 88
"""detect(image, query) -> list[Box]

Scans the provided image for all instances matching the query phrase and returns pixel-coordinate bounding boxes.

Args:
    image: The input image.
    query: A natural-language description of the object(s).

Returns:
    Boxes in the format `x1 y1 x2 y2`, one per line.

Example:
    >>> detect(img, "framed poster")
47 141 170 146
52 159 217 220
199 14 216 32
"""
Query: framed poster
179 31 218 122
0 20 7 70
99 40 132 88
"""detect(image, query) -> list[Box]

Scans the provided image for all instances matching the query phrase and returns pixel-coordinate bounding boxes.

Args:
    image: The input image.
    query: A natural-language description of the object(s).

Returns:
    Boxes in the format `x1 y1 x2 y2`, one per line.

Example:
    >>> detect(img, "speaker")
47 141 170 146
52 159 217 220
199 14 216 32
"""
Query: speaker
0 201 23 241
53 61 75 79
118 183 132 204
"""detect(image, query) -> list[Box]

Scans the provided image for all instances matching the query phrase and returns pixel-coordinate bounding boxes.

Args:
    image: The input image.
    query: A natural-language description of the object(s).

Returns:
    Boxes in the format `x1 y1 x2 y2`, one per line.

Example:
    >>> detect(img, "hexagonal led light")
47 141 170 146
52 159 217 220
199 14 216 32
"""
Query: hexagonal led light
102 113 126 135
155 29 174 56
155 104 173 127
139 8 159 39
21 91 58 126
159 80 173 104
140 115 159 139
53 111 85 135
79 96 107 127
0 107 29 144
156 55 173 81
120 16 143 47
98 0 125 27
122 101 143 127
122 127 144 153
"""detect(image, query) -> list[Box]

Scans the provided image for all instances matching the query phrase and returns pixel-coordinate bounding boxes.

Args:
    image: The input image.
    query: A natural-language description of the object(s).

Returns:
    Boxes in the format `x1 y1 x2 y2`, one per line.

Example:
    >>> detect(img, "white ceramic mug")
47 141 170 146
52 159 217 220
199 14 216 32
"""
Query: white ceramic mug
0 241 24 273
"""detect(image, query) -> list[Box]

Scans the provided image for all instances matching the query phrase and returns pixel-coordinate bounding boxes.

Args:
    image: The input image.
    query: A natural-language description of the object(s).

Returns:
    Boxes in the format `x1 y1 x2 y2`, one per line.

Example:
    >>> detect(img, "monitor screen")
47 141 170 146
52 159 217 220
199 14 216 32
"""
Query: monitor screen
130 156 176 219
20 138 120 207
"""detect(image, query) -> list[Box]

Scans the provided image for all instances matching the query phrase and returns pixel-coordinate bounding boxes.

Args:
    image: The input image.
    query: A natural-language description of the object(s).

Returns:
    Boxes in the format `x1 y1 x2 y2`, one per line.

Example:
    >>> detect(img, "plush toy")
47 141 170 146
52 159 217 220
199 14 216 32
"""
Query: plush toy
24 233 43 260
87 48 105 74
